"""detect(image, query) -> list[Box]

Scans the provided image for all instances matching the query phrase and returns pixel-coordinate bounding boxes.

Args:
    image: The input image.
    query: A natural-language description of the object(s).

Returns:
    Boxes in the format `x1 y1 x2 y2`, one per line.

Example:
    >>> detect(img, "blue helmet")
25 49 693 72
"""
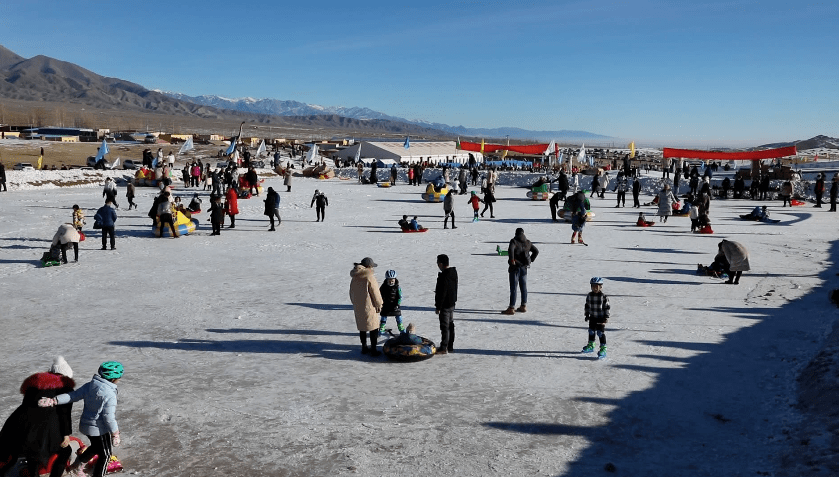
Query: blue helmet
590 277 604 285
385 270 397 279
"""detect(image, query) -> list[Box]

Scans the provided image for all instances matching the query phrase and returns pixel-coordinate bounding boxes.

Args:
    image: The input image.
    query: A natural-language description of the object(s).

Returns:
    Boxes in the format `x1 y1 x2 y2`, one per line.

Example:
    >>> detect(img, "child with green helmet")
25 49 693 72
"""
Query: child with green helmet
39 361 124 477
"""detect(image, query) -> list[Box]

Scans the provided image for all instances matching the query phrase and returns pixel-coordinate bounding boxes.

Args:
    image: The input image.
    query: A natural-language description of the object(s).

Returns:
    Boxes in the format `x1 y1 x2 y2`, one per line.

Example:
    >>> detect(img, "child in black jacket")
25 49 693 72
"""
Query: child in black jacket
378 270 405 333
583 277 610 358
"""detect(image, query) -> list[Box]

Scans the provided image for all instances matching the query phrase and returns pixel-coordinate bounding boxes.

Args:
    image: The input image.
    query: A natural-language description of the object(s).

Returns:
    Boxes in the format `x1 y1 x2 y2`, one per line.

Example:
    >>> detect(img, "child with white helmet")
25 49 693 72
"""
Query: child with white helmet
583 277 610 358
379 269 405 334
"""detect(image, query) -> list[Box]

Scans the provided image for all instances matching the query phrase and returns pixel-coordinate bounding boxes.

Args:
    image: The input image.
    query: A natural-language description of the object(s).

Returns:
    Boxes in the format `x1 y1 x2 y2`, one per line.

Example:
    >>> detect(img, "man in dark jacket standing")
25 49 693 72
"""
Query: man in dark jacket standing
556 169 569 200
632 176 641 208
443 190 456 229
815 173 825 207
94 202 118 250
264 187 281 230
435 254 458 355
310 189 328 222
502 228 539 315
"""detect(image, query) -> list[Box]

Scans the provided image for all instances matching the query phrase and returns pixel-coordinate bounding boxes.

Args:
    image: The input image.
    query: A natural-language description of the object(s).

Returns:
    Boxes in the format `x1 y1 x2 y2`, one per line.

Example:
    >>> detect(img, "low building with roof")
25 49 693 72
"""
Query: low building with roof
333 140 482 165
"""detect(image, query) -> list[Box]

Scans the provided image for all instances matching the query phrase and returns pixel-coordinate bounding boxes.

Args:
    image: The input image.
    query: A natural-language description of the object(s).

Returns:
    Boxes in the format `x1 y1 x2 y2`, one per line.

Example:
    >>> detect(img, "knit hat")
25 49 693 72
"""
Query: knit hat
49 356 73 378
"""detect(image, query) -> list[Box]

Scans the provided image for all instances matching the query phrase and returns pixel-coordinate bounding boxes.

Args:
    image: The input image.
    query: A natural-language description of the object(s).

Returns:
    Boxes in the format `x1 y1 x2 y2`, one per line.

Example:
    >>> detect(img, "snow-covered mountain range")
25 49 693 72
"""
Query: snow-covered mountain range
161 92 611 142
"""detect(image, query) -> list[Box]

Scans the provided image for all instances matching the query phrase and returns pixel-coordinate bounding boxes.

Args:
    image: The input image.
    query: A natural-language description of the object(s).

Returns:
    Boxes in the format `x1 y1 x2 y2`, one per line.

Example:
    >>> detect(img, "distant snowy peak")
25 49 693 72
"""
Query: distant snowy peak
161 91 611 141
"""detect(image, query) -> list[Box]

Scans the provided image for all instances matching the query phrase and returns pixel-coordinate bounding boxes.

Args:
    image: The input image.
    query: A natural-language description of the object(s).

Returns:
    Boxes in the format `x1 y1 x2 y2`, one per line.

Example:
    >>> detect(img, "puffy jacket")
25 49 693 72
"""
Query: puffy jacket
225 188 239 215
349 265 383 331
56 374 118 436
435 267 458 310
508 230 539 269
52 224 80 245
720 240 750 272
157 198 173 216
379 280 402 316
443 192 454 213
0 373 75 466
94 205 118 228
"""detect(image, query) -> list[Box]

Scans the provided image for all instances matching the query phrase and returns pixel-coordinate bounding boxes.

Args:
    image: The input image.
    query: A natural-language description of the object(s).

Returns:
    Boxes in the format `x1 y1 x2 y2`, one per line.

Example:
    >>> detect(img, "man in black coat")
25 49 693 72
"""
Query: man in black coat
632 177 641 208
502 228 539 315
556 169 569 200
310 190 329 222
434 254 458 355
815 173 825 207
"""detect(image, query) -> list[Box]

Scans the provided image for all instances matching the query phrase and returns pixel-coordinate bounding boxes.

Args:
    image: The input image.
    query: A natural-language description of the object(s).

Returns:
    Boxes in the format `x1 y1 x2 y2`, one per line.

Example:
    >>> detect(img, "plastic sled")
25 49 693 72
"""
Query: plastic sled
402 228 428 233
496 245 508 256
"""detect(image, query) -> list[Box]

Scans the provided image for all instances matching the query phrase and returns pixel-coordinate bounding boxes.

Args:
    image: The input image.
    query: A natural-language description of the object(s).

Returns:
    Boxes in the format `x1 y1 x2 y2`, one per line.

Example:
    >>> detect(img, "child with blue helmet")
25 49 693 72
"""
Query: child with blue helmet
379 270 405 334
583 278 610 358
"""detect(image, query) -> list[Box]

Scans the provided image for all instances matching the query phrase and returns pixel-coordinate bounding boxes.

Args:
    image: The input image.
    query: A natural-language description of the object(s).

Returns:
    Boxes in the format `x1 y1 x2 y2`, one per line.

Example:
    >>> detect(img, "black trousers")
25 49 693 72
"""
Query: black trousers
159 213 178 236
438 307 455 351
101 226 115 249
316 205 325 221
77 434 113 477
212 219 221 235
616 190 625 206
61 242 79 262
481 202 493 217
633 192 640 207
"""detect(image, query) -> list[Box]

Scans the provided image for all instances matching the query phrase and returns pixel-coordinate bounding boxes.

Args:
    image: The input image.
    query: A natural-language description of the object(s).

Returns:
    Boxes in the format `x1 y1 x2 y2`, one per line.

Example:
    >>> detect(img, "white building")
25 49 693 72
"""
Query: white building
333 141 482 165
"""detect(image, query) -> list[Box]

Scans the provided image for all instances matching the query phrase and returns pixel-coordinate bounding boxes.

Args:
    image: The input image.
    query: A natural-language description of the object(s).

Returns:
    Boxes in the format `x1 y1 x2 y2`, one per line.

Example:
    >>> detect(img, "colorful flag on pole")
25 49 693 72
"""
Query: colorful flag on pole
629 141 636 158
354 143 362 163
256 139 266 157
456 137 461 150
403 136 410 149
480 139 485 154
37 155 43 170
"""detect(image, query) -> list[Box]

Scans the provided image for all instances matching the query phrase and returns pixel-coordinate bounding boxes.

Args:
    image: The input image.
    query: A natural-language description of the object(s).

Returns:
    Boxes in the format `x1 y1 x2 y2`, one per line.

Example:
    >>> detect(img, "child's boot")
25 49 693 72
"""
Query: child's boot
582 341 595 353
597 345 608 359
397 322 406 333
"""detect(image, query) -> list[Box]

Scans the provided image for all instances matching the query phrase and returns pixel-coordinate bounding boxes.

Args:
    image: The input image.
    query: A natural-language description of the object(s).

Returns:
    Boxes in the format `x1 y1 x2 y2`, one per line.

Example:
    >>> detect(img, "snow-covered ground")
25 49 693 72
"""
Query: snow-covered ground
0 169 837 476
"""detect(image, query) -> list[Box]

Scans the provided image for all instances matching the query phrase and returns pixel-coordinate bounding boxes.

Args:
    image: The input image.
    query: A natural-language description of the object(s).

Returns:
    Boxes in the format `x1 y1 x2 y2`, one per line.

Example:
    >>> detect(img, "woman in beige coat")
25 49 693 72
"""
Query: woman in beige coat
719 240 750 285
349 257 383 356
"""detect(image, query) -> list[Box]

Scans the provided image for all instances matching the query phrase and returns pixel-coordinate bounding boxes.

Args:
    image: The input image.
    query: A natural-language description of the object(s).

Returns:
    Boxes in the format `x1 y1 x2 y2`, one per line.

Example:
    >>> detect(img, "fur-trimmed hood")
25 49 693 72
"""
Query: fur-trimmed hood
20 372 75 394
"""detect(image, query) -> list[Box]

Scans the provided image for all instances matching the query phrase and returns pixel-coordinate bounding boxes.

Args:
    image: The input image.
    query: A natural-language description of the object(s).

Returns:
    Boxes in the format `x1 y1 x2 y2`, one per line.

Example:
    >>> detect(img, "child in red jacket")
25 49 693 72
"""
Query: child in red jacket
467 191 483 220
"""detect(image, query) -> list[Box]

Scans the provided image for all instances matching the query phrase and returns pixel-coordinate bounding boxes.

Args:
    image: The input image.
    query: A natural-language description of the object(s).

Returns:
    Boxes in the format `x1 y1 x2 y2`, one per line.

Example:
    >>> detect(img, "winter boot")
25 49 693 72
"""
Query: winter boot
515 304 527 313
360 332 369 354
501 307 515 315
582 341 595 353
597 345 607 359
397 323 406 333
369 330 381 357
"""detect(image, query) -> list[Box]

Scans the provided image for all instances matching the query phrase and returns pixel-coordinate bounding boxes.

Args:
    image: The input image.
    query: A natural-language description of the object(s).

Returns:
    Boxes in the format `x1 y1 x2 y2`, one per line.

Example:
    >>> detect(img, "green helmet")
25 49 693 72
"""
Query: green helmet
98 361 124 380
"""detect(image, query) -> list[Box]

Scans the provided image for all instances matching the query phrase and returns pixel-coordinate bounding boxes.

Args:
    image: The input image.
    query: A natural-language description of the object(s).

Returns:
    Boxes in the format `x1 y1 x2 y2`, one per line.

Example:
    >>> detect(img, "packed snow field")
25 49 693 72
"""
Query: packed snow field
1 169 838 476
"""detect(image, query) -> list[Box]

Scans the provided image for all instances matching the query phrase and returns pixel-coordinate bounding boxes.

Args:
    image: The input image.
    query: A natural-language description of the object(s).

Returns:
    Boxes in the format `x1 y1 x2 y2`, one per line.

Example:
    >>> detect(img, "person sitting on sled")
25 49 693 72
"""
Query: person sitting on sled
636 212 654 226
409 216 422 231
398 215 411 231
391 322 423 345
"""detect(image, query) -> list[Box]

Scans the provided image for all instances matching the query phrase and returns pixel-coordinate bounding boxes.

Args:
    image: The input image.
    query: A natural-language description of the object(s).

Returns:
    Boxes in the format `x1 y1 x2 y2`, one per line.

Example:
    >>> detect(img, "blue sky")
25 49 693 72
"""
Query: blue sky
2 0 837 146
